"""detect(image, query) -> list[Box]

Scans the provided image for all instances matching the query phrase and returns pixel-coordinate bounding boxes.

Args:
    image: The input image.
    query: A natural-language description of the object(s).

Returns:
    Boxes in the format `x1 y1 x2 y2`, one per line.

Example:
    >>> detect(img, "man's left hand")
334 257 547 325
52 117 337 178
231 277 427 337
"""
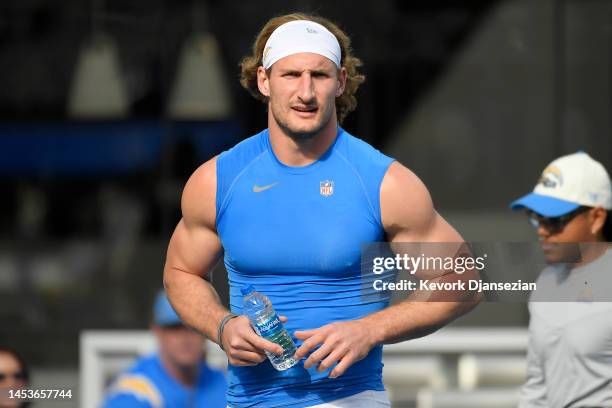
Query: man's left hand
293 320 377 378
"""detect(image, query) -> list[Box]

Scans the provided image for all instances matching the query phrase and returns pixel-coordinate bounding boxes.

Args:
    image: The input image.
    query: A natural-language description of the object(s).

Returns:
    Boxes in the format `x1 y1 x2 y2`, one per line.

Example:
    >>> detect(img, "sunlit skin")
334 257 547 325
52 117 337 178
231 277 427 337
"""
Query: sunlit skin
152 324 205 387
0 352 27 408
257 52 347 166
534 207 608 263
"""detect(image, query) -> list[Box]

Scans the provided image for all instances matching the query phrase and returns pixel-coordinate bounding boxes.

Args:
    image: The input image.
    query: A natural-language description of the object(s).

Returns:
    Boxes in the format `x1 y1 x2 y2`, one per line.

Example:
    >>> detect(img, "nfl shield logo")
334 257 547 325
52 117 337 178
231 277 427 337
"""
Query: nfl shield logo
320 180 334 197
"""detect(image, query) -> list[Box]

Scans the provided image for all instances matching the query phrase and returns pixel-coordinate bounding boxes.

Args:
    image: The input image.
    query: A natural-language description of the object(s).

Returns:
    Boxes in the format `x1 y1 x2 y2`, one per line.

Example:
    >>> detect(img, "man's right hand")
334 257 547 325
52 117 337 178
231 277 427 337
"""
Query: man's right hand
221 315 286 366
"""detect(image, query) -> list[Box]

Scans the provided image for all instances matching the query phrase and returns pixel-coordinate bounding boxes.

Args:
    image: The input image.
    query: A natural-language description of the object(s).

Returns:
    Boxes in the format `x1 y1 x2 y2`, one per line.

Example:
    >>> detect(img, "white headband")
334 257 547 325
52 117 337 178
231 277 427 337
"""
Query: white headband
262 20 341 69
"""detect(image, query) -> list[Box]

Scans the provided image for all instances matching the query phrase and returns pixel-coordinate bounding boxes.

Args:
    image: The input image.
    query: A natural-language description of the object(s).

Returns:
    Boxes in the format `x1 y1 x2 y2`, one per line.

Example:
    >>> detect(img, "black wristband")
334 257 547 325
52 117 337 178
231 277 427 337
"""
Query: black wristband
217 313 239 350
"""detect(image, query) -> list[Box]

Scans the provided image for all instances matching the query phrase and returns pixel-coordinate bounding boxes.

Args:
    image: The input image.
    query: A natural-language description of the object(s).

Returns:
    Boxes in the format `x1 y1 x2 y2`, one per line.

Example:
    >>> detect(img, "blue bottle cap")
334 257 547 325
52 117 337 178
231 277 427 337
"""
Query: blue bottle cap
241 285 255 296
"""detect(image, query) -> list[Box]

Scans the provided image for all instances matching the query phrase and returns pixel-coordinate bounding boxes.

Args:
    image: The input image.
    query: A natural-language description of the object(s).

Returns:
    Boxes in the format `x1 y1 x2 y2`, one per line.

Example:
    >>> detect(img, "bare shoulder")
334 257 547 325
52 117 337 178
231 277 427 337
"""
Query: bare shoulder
381 162 433 205
181 156 218 230
380 161 462 242
380 162 434 236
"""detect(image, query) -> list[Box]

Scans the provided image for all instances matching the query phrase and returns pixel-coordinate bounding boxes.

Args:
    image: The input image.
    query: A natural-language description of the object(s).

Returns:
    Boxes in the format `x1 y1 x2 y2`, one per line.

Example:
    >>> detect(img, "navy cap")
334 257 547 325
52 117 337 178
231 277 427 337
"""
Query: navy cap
241 285 255 296
153 290 182 326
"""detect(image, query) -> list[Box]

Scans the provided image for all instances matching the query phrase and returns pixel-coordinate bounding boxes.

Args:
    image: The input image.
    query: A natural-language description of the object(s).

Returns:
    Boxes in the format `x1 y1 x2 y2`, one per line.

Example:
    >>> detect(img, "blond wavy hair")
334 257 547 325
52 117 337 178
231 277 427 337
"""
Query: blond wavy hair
239 13 365 124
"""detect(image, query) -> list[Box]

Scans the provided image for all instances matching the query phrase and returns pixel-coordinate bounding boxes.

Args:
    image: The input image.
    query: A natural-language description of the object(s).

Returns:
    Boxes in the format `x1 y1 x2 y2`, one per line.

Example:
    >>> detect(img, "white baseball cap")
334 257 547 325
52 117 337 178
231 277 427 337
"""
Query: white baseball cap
511 152 612 217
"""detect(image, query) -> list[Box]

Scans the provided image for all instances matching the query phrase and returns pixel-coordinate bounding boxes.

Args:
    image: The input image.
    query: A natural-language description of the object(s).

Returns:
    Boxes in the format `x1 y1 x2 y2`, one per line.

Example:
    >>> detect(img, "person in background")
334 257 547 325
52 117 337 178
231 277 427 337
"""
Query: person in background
511 152 612 407
0 347 29 408
102 290 227 408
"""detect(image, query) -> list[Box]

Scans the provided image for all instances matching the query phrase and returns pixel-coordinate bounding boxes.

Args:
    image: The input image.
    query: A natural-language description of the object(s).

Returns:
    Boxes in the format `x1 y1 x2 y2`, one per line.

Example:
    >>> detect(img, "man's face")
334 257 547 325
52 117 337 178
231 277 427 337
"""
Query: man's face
258 52 346 139
153 324 205 369
0 352 27 408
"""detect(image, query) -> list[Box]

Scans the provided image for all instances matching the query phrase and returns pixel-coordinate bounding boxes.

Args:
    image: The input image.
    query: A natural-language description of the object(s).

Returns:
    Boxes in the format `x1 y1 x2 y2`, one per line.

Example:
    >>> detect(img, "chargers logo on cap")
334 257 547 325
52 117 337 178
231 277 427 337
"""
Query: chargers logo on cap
538 166 563 189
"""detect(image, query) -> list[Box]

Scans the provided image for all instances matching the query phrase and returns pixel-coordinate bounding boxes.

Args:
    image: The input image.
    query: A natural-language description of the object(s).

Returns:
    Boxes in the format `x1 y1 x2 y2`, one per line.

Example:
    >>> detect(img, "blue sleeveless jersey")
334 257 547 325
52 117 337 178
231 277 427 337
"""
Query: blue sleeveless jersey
216 128 394 408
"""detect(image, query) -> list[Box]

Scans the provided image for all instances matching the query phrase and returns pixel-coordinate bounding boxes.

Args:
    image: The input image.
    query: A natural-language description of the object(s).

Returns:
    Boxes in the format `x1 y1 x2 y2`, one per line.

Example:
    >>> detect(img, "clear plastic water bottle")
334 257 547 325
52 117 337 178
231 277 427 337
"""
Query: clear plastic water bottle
241 285 298 371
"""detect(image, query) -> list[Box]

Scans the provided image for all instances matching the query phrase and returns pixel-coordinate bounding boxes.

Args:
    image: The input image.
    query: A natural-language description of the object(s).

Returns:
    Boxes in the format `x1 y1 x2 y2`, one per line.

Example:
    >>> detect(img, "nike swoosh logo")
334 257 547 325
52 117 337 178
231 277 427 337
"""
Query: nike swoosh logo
252 182 279 193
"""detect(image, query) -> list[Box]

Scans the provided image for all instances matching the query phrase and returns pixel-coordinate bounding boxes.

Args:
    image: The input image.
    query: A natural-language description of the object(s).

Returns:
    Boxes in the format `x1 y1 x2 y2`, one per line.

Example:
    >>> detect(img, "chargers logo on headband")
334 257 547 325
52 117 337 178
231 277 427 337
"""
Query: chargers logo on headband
262 20 342 70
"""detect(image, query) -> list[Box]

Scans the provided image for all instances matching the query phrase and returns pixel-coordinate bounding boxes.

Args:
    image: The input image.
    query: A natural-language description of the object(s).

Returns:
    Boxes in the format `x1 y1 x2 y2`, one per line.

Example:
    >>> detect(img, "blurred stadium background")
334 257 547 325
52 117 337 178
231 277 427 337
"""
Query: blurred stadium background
1 0 611 406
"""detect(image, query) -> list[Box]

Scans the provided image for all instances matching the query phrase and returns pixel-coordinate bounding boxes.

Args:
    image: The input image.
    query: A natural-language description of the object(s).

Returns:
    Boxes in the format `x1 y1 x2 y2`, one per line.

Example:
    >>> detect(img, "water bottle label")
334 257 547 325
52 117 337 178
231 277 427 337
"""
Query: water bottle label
256 315 282 338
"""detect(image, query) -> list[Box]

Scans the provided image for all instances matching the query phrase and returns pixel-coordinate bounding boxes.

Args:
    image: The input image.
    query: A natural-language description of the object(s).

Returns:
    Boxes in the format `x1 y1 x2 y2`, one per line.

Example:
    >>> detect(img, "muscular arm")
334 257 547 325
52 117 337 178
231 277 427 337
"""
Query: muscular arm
360 161 480 344
163 157 228 342
163 158 283 364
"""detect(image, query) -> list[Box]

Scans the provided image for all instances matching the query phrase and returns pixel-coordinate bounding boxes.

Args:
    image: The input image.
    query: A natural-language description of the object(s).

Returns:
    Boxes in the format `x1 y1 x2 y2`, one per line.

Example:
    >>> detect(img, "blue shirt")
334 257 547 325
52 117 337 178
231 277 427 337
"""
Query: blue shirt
216 128 394 407
102 354 227 408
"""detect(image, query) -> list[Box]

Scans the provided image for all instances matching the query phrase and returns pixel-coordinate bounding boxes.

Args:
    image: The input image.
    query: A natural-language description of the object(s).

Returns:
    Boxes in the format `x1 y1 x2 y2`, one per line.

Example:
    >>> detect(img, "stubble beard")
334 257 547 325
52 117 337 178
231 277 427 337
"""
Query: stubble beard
271 101 334 141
